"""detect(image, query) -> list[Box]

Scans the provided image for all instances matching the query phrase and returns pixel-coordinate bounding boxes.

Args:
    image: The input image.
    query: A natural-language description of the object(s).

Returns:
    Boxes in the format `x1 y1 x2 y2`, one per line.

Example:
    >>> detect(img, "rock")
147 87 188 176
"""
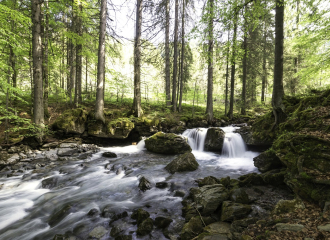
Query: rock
180 216 205 240
230 218 257 233
57 148 79 157
102 152 117 158
220 176 231 188
110 226 122 237
196 176 221 187
87 208 99 217
131 209 150 225
272 198 305 215
138 176 151 192
53 108 87 134
190 184 229 215
253 149 283 173
230 188 250 204
89 226 107 239
42 142 59 148
145 132 191 154
239 173 264 187
101 205 117 218
261 169 286 185
220 201 252 222
276 223 305 232
114 235 132 240
0 152 20 166
109 211 128 224
41 177 59 189
174 190 186 197
154 217 173 229
197 222 232 240
234 126 272 151
48 204 73 227
136 218 153 236
156 182 168 189
165 152 198 174
204 128 225 152
317 224 330 232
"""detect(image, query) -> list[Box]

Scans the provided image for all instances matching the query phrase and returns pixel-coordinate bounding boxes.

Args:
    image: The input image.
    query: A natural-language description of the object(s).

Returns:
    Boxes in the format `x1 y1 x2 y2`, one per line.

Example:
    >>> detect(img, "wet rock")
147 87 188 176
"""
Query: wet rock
145 132 191 154
0 152 20 166
57 148 79 157
220 176 231 188
239 173 264 187
204 128 225 152
110 226 122 237
230 218 257 233
42 142 59 149
174 190 186 197
48 204 73 227
234 126 272 150
220 201 252 222
154 217 173 229
131 208 150 225
138 176 151 192
42 176 59 189
253 149 283 173
109 211 128 224
156 182 168 189
318 224 330 232
165 152 198 174
102 152 117 158
136 218 153 236
197 221 232 240
230 188 251 204
180 216 205 240
88 226 107 239
272 198 305 215
276 223 305 232
101 205 117 218
191 184 229 215
87 208 99 217
261 169 286 185
196 176 221 187
114 235 132 240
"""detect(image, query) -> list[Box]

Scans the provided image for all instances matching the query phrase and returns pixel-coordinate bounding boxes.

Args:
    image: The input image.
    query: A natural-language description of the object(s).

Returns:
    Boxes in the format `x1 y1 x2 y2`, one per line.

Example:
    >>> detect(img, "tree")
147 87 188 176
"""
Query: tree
32 0 44 131
272 0 286 127
95 0 107 123
178 0 185 112
75 0 83 107
132 0 143 117
172 0 179 112
206 0 214 122
165 0 171 106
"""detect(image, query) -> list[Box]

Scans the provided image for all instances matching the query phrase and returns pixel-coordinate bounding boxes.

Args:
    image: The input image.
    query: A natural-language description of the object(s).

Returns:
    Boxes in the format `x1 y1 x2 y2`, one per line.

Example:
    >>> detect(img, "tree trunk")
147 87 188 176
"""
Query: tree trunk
75 1 82 107
32 0 44 132
228 13 238 120
261 20 267 103
241 20 247 115
272 0 286 127
292 0 300 96
132 0 143 117
165 0 171 106
5 49 12 144
206 0 214 122
95 0 107 123
85 57 88 93
171 0 179 112
225 28 230 116
44 0 49 118
179 0 185 113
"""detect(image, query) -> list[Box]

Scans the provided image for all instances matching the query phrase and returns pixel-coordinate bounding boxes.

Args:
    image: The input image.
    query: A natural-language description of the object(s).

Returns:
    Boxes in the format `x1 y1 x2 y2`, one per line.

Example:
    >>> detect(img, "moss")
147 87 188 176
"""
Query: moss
53 108 87 133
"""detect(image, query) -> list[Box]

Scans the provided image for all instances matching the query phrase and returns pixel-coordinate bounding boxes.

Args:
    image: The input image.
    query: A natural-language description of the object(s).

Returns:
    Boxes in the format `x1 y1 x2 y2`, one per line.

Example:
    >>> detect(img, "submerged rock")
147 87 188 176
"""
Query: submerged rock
89 226 107 239
204 128 225 152
102 152 117 158
48 204 73 227
165 152 199 174
145 132 191 154
154 217 173 229
138 176 151 192
136 218 153 236
131 209 150 225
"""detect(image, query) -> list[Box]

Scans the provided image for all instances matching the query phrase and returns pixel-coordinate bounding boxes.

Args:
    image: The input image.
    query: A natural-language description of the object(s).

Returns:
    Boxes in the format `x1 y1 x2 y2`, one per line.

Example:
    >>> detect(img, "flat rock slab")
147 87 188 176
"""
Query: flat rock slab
57 148 79 156
276 223 305 232
318 224 330 232
89 226 107 239
59 143 78 148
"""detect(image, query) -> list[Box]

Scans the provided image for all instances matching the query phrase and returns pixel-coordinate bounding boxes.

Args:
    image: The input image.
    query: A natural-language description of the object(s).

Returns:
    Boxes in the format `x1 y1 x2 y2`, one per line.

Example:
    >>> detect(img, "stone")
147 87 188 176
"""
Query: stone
180 216 205 240
156 182 168 189
42 142 59 148
154 217 173 228
109 211 128 224
110 226 122 237
174 190 186 197
197 221 232 240
272 198 305 215
231 218 257 233
190 184 229 215
42 177 59 189
114 235 132 240
317 224 330 232
57 148 79 157
276 223 305 232
204 128 225 152
102 152 117 158
138 176 151 192
230 188 250 204
145 132 191 154
136 218 153 236
196 176 221 187
88 226 107 239
165 152 199 174
53 108 87 135
131 209 150 225
0 152 19 166
221 201 252 222
87 208 99 217
48 204 73 227
253 149 283 173
239 173 264 187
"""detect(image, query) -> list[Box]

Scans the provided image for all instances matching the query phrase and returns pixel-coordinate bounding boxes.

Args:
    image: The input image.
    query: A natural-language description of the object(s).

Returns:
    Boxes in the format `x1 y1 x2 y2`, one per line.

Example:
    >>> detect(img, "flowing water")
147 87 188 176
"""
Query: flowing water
0 127 259 240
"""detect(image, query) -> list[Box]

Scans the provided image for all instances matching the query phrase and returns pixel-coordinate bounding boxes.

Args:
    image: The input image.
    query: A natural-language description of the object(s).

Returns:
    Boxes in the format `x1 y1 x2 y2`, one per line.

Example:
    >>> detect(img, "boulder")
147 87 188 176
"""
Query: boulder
190 184 229 215
196 176 221 187
197 222 232 240
48 204 73 227
272 198 305 215
138 176 151 192
89 226 107 239
204 128 225 152
230 188 250 204
235 126 272 151
230 218 257 233
165 152 198 174
53 108 87 135
220 201 252 222
154 217 173 229
131 209 150 225
0 152 20 166
180 216 205 240
155 182 168 189
318 224 330 232
41 177 59 189
136 218 153 236
276 223 305 232
102 152 117 158
253 149 283 173
145 132 191 154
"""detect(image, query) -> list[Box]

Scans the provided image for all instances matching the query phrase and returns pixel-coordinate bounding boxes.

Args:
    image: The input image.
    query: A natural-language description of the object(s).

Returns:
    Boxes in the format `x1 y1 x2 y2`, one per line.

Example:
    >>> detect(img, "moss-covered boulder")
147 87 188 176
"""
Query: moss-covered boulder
253 149 283 173
180 216 206 240
165 152 198 174
197 222 232 240
53 108 87 135
204 128 225 152
131 209 150 225
136 218 153 236
220 201 252 222
196 176 221 187
272 198 305 215
145 132 191 154
87 111 134 139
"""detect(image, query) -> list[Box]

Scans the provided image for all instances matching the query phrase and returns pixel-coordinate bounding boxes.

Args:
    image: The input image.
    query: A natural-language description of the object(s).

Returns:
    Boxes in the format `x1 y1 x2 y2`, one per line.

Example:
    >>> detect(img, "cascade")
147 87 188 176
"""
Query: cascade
182 128 208 151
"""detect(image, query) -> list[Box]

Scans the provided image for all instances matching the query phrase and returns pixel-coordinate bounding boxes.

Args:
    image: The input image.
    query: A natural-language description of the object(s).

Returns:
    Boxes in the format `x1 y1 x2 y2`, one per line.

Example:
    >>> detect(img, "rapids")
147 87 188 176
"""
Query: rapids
0 127 259 240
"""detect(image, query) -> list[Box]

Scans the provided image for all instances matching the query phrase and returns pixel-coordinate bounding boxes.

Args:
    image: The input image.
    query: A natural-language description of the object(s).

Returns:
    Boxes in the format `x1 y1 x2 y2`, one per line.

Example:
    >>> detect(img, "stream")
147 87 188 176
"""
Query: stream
0 126 259 240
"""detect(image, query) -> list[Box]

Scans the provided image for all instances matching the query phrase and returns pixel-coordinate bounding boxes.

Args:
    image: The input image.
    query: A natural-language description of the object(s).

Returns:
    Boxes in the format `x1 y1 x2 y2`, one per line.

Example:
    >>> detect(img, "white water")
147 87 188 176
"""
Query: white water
0 126 259 240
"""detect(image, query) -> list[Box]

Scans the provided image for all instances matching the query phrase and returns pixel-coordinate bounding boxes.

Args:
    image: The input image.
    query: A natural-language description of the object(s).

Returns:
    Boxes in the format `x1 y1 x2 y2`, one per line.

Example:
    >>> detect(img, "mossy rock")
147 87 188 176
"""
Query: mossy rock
53 108 87 134
253 148 283 173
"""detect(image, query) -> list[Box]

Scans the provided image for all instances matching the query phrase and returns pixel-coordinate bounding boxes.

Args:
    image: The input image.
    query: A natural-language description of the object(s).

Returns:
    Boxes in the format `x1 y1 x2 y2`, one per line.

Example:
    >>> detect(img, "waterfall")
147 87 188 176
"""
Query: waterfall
182 128 208 151
221 127 247 158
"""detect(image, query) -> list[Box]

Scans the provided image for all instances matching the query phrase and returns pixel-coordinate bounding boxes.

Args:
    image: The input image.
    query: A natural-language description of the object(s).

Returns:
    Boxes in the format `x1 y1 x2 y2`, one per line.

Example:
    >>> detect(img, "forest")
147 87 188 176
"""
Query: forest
0 0 330 239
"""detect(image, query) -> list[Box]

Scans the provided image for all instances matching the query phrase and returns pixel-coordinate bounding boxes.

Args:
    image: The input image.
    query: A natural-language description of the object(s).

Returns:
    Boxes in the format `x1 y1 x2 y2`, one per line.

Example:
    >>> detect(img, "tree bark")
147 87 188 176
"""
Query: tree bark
225 28 230 116
261 20 267 103
272 0 286 127
132 0 143 117
95 0 107 123
241 16 247 115
43 0 49 118
178 0 185 112
75 1 82 107
32 0 44 130
206 0 214 122
171 0 179 112
165 0 171 106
